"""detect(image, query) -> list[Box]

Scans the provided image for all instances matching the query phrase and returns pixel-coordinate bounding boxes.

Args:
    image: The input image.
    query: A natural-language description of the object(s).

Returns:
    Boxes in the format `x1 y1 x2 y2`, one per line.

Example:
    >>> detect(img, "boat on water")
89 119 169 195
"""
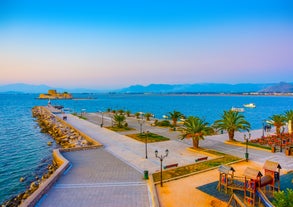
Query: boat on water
243 103 256 108
231 107 245 112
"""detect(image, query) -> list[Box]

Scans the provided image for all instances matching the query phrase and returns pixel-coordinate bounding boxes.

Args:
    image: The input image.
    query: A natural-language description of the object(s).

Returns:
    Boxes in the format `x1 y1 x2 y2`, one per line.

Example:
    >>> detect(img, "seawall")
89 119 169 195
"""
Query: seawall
18 106 103 206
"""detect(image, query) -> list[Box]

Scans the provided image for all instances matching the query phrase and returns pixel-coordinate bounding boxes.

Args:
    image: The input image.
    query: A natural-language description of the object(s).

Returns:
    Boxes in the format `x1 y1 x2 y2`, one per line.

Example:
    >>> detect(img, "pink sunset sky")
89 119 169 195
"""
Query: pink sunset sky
0 1 292 89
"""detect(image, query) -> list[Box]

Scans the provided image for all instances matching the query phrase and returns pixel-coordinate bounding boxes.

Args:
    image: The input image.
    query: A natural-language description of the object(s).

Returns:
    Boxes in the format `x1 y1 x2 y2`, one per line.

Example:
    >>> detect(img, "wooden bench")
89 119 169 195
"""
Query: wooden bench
195 156 208 162
163 163 178 169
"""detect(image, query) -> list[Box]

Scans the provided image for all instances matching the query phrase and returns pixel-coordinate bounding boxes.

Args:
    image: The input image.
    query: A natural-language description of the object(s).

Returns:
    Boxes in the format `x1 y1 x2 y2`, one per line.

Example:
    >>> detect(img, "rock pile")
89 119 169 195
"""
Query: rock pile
2 106 98 206
1 163 58 207
32 106 92 148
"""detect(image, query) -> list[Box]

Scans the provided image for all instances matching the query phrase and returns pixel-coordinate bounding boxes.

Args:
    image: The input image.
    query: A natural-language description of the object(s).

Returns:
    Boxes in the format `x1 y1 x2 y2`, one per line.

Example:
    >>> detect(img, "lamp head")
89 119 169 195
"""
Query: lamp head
155 150 158 157
165 149 169 156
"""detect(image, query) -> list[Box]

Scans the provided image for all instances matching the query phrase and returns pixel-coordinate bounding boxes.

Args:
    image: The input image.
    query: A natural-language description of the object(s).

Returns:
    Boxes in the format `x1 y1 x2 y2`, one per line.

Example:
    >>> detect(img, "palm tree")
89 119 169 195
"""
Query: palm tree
213 110 251 141
135 112 141 119
180 116 213 148
113 113 126 128
125 110 131 117
269 114 286 135
168 110 183 127
117 109 124 114
144 112 152 121
284 110 293 134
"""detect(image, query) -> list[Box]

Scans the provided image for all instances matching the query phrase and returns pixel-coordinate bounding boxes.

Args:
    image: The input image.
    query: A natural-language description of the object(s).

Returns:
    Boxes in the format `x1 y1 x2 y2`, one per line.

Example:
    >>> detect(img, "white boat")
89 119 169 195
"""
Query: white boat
231 107 245 112
243 103 256 108
162 115 169 119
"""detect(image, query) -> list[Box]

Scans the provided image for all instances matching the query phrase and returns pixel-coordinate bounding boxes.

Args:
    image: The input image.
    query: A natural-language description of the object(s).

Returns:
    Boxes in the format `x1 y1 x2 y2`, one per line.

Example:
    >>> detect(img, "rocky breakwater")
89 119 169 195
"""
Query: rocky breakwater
2 163 58 207
32 106 95 148
1 106 101 206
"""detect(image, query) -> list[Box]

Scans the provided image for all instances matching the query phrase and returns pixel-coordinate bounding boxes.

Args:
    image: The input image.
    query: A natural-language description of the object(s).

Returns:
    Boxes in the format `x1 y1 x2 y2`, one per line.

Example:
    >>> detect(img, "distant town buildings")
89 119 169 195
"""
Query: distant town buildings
39 89 72 99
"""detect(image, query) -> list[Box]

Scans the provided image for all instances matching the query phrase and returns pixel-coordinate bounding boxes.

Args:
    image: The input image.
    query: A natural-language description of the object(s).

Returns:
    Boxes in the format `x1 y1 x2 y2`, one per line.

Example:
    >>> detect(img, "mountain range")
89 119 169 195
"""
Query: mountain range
0 82 293 94
118 82 293 93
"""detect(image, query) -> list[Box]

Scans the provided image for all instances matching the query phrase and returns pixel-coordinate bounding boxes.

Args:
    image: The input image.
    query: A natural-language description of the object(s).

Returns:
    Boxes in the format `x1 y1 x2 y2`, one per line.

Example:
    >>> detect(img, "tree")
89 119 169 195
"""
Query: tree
180 116 213 148
269 114 286 135
213 110 251 141
117 109 124 114
168 110 183 127
113 113 126 128
272 188 293 207
284 110 293 134
125 110 131 117
135 112 141 119
144 112 152 121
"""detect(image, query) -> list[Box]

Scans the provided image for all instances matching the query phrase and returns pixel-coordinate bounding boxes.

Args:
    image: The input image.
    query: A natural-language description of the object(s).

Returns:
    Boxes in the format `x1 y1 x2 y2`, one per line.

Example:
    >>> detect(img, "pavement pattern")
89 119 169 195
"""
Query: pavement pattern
36 110 293 207
37 149 150 207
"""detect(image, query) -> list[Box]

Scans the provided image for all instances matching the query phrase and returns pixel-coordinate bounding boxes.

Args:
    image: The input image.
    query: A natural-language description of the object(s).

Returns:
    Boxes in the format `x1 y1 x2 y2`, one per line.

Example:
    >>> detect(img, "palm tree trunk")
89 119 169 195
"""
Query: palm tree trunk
276 126 280 136
192 137 199 148
172 119 177 127
228 130 234 141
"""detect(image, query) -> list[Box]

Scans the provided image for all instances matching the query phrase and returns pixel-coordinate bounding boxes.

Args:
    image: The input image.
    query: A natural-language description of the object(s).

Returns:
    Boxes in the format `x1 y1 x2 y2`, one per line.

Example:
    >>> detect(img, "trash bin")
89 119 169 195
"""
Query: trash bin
144 170 149 180
245 152 249 160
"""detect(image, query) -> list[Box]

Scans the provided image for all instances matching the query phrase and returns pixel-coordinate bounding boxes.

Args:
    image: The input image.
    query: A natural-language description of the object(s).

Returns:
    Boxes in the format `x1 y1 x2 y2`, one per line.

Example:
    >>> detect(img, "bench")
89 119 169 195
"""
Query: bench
195 156 208 162
163 163 178 169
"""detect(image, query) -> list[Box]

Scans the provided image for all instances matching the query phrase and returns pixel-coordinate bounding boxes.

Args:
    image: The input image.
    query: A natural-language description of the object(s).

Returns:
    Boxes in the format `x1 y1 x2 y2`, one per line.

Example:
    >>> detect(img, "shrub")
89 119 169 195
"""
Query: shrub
155 120 171 127
273 188 293 207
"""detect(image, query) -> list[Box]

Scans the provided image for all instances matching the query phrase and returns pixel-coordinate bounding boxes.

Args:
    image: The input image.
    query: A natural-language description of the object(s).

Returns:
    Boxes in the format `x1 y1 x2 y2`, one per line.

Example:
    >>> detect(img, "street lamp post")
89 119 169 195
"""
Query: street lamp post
262 120 265 138
99 111 104 127
138 117 145 135
244 133 251 162
155 149 169 187
280 127 285 152
143 131 149 159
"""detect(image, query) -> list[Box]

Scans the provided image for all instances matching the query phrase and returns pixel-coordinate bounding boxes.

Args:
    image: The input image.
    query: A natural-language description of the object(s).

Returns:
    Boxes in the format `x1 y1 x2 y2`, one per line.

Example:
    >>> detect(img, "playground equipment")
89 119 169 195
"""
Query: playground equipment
217 160 281 207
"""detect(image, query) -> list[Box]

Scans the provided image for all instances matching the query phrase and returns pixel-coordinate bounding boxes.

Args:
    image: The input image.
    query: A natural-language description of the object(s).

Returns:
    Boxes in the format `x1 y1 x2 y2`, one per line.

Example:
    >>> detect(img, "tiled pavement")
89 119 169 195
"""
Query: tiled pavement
37 111 293 207
37 149 150 207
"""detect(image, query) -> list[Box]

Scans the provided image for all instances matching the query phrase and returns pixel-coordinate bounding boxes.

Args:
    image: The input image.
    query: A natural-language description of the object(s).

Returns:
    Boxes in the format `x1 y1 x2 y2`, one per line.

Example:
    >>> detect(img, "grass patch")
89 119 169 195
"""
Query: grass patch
127 132 169 143
242 142 272 150
106 126 135 132
152 150 241 183
72 113 87 120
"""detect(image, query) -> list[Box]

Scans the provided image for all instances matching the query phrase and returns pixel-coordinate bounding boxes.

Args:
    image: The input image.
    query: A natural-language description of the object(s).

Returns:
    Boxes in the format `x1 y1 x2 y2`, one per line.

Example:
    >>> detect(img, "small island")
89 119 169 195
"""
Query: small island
39 89 72 99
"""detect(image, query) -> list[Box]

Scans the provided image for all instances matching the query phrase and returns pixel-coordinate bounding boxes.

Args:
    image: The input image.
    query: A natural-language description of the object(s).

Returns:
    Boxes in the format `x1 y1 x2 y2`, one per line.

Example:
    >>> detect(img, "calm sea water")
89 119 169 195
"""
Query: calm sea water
0 93 292 203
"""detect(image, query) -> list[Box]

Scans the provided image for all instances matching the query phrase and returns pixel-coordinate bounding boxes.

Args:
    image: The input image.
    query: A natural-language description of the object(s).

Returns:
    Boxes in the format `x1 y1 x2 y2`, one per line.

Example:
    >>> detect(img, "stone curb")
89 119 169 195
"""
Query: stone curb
19 149 69 207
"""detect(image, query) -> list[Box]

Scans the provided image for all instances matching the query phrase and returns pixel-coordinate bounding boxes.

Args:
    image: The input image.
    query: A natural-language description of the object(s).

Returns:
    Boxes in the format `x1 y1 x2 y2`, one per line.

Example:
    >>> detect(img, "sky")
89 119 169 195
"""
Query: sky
0 0 292 89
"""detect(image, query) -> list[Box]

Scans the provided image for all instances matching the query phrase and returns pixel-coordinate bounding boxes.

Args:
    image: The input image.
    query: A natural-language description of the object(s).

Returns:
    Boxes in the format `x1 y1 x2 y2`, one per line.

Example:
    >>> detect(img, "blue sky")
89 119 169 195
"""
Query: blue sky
0 0 292 89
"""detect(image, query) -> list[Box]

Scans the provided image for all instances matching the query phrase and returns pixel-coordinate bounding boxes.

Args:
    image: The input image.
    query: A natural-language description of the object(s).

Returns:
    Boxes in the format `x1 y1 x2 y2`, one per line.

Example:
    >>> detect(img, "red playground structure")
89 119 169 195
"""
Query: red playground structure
217 160 281 207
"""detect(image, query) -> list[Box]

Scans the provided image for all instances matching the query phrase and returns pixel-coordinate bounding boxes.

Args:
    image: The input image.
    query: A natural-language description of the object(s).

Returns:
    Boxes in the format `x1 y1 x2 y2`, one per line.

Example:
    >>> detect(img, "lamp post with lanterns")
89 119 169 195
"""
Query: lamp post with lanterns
155 149 169 187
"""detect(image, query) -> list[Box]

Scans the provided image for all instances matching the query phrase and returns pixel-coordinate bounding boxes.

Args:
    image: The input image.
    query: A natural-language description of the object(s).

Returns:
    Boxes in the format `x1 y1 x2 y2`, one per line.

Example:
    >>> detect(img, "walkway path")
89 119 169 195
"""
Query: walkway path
37 110 293 207
86 112 293 172
37 149 150 207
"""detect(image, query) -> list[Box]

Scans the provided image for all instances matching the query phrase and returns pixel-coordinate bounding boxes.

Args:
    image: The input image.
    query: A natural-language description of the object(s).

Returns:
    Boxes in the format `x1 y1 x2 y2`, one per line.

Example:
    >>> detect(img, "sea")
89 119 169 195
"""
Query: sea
0 93 292 203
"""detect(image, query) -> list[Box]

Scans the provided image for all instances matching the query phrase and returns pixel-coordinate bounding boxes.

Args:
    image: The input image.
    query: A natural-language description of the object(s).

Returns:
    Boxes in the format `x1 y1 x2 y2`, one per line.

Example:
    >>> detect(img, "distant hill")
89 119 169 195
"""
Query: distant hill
1 82 293 94
118 83 277 93
0 83 105 94
259 82 293 93
0 83 53 93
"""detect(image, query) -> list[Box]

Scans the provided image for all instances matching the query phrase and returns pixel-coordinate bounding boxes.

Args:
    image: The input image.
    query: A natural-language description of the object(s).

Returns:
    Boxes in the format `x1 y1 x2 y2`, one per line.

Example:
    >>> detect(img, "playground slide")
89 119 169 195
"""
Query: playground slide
256 188 275 207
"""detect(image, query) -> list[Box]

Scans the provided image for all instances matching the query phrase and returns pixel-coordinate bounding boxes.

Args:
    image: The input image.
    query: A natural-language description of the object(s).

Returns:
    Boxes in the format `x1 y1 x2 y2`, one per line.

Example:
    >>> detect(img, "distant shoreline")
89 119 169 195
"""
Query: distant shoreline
108 92 293 97
1 92 293 97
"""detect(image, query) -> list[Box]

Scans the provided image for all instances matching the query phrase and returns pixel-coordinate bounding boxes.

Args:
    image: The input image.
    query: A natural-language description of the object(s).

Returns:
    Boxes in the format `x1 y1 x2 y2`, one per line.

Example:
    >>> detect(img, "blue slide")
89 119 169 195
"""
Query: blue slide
256 188 275 207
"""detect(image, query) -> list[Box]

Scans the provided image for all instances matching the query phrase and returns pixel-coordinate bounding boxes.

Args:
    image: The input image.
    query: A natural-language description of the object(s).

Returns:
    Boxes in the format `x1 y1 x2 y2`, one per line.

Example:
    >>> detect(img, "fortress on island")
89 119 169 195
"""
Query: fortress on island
39 89 72 99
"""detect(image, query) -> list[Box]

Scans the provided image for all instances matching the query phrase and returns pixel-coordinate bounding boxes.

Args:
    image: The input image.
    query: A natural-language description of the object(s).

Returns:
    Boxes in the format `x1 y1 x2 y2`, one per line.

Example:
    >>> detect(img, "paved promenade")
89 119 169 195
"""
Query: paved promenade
37 149 150 207
86 112 293 172
37 111 293 207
